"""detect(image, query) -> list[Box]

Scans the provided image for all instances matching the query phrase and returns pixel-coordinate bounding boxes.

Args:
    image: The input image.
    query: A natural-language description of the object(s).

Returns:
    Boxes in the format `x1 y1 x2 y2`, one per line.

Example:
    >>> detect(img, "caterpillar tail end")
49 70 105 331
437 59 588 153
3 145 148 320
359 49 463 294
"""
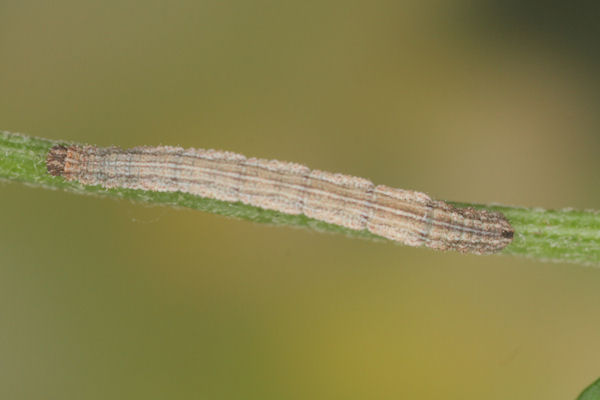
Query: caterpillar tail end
46 145 68 177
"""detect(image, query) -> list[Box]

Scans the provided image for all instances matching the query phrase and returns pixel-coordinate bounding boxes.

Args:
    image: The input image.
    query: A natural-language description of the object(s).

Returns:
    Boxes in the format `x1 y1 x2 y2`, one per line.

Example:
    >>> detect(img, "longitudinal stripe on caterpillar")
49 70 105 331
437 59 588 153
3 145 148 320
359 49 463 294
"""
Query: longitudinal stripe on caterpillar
46 145 514 254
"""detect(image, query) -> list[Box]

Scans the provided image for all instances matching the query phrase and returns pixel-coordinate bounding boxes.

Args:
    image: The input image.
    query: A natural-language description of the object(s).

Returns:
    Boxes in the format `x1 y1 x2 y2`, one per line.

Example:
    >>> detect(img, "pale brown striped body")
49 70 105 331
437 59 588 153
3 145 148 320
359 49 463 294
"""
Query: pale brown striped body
46 145 514 254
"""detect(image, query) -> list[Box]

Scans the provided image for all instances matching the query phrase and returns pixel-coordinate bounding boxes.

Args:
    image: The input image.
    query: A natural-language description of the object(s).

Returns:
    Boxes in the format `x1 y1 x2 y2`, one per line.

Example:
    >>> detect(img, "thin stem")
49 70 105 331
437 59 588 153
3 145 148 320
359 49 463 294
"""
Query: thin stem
1 130 599 266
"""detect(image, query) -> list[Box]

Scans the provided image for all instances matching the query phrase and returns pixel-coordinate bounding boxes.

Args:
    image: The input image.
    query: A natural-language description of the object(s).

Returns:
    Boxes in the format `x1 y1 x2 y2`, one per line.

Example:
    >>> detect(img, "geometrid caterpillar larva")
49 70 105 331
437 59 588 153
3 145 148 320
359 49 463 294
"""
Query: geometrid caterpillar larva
47 145 514 254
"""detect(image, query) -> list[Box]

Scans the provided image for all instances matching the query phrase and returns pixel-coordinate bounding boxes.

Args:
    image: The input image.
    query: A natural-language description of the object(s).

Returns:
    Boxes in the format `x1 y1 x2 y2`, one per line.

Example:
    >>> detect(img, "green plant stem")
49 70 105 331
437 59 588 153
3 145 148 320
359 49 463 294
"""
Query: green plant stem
1 130 599 266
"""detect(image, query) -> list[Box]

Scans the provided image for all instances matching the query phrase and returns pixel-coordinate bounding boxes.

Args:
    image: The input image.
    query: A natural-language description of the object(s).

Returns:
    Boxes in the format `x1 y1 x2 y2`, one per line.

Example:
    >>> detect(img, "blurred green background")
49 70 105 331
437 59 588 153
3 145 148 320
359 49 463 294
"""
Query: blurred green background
1 1 600 399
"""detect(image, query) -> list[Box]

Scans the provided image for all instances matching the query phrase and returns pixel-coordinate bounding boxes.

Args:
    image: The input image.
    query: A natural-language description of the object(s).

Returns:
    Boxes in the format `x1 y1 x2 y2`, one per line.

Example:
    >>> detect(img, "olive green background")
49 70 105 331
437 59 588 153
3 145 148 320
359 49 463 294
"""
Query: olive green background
1 1 599 399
